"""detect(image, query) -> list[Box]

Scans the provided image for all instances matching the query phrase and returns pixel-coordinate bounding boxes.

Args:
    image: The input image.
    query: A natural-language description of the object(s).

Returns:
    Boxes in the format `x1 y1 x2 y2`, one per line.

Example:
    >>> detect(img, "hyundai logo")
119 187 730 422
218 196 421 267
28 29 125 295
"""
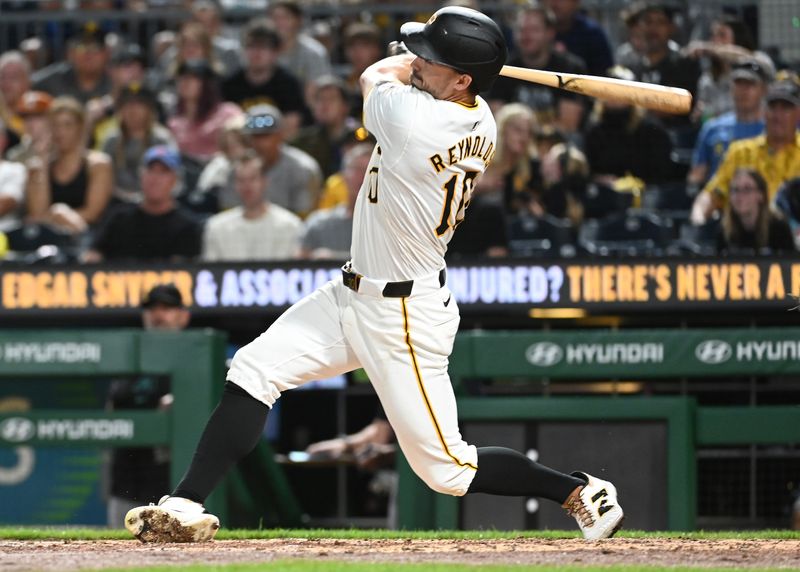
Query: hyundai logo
0 417 35 443
525 342 564 367
695 340 733 365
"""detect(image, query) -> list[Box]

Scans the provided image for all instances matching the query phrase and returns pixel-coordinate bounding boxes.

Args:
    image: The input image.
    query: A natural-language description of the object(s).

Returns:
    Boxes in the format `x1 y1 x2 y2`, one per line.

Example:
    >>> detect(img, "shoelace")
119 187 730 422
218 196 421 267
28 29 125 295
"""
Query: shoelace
564 493 595 528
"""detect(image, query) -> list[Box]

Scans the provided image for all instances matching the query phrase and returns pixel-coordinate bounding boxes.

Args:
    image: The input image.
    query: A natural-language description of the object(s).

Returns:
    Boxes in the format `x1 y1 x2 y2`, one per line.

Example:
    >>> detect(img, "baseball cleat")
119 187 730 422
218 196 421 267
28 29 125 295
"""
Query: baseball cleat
125 495 220 543
562 472 624 540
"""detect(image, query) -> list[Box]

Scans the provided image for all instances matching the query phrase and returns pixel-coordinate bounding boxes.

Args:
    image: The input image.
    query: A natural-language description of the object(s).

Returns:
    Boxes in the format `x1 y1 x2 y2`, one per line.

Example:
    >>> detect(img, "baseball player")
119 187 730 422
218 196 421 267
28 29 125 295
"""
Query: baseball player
125 7 623 542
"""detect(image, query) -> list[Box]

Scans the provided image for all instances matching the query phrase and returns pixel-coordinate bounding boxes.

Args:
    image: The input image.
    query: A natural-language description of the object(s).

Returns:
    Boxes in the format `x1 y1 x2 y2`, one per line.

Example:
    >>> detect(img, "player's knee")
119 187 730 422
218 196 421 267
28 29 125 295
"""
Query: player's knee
413 464 469 497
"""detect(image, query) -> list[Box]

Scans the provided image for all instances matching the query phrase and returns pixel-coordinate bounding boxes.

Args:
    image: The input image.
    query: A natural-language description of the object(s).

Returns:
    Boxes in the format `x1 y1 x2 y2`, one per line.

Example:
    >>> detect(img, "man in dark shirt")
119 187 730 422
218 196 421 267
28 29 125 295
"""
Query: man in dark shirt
85 146 202 262
544 0 614 76
629 2 701 134
488 3 587 135
32 22 113 104
221 18 307 136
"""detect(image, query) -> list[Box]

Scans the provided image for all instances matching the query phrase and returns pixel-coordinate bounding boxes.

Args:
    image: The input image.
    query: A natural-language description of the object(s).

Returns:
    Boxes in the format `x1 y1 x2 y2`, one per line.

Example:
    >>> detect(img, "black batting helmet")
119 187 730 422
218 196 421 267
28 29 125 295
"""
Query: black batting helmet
400 6 507 92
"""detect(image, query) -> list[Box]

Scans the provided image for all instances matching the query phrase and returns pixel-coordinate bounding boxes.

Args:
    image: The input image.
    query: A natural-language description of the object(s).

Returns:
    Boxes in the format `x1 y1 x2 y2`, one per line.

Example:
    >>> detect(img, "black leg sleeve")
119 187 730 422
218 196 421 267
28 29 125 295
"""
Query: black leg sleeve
172 381 268 504
466 446 586 503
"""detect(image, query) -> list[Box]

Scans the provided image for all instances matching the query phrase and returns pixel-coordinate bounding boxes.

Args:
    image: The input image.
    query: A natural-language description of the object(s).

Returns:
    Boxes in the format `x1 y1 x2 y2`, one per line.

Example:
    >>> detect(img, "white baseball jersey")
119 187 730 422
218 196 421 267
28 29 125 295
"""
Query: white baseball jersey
229 79 493 499
351 81 497 281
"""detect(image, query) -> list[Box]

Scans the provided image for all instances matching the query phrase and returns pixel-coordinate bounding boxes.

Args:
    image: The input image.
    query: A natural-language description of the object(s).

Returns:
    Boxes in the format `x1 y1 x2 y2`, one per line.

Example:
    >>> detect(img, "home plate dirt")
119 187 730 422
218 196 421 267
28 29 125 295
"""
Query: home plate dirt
1 538 799 570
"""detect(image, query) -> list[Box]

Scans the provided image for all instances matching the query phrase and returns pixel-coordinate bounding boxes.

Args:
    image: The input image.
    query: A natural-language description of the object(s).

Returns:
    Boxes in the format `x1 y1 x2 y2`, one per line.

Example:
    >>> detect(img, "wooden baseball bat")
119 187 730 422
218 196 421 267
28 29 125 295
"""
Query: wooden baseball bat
499 65 692 115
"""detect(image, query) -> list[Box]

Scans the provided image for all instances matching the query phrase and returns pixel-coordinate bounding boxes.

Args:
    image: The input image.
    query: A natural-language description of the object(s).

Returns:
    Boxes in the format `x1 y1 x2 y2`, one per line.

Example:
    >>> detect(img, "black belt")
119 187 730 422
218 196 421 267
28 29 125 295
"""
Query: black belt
342 267 446 298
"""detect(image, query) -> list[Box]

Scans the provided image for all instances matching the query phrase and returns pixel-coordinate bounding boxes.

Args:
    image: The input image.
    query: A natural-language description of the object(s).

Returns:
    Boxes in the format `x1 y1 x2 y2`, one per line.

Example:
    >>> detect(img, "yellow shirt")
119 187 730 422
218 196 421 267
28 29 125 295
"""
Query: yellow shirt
703 133 800 204
317 172 348 210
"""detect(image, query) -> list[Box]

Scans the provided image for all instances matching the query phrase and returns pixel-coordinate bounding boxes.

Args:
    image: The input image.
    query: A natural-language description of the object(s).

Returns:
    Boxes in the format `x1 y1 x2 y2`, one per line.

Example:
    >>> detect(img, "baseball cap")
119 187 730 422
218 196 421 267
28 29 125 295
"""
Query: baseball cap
69 21 108 48
16 91 53 116
344 22 382 47
117 82 157 109
143 145 181 171
242 104 283 135
111 43 146 66
766 78 800 106
730 59 769 84
142 284 184 308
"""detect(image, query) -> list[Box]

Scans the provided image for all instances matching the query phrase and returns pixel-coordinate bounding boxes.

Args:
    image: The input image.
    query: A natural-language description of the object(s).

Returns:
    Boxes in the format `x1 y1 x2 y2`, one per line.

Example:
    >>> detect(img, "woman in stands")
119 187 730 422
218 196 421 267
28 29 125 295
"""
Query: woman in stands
167 59 242 163
718 167 795 253
26 96 112 234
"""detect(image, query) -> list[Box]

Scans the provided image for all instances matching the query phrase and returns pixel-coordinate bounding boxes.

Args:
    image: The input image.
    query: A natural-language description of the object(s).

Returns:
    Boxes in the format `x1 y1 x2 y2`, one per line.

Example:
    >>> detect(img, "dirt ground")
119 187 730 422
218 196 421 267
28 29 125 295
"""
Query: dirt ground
1 538 800 570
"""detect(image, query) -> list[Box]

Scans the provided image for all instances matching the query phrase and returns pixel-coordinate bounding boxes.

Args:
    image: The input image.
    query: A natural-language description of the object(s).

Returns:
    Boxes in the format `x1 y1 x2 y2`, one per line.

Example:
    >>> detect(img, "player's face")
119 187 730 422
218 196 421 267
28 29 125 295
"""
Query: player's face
409 57 464 100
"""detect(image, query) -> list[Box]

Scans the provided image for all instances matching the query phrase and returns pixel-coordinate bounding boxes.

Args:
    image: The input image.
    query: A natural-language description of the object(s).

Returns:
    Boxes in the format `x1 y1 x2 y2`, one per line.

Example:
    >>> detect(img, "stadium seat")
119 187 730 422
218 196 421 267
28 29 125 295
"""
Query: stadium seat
674 217 720 256
508 213 575 258
578 212 675 256
582 183 634 220
641 182 694 211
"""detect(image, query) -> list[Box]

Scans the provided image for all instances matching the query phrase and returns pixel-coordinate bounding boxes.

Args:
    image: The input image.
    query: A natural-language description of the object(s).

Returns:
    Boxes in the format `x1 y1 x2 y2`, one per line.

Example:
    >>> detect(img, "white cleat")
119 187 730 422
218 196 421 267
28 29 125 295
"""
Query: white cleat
562 472 624 540
125 495 220 543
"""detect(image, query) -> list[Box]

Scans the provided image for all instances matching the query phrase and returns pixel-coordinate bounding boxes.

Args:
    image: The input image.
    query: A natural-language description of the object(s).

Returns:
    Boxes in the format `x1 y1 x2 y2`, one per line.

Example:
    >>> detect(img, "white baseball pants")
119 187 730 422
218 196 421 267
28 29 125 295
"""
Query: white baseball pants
227 271 478 496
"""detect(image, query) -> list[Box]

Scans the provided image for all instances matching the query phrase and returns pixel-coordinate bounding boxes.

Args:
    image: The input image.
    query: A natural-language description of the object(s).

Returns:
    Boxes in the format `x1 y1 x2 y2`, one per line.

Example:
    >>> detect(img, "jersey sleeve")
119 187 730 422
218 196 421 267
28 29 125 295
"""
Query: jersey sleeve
363 82 426 163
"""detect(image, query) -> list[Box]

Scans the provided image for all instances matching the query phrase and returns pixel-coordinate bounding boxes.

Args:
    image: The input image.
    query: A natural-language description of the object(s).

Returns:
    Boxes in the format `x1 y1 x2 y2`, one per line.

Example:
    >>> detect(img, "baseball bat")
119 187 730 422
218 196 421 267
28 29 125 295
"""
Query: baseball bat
499 65 692 115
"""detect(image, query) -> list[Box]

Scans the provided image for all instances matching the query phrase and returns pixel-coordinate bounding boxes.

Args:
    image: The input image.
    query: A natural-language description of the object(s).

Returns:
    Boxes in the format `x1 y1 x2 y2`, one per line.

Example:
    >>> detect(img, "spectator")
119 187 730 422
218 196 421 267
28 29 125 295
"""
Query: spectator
584 66 674 186
84 145 203 262
203 150 303 261
267 0 332 88
0 51 32 139
305 410 395 471
221 18 307 136
89 43 150 148
537 142 589 225
158 21 226 92
32 22 112 104
26 96 113 235
616 1 650 70
167 59 243 162
292 76 360 179
236 104 322 217
488 2 587 135
315 126 376 211
543 0 613 76
445 190 510 259
106 283 190 528
685 14 774 121
101 83 176 203
687 58 767 190
301 143 371 259
717 167 794 253
478 103 541 214
774 177 800 249
187 0 241 76
693 75 800 224
193 115 248 212
0 119 27 233
6 90 52 165
341 22 384 116
630 2 701 135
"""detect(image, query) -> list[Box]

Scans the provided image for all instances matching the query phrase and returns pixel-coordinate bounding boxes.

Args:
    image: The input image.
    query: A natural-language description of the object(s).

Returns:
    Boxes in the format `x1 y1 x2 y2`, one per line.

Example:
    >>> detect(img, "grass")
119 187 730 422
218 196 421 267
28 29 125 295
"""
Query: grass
1 527 799 541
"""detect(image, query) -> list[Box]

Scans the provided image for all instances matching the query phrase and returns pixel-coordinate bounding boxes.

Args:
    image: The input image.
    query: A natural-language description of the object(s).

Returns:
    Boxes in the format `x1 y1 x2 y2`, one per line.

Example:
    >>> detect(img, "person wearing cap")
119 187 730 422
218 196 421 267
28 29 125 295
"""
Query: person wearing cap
693 74 800 224
84 145 203 262
628 1 701 134
167 59 242 162
688 58 768 189
267 0 332 88
106 282 190 528
237 103 321 217
31 21 112 104
202 149 303 261
5 90 53 165
221 18 307 137
26 96 113 235
292 75 361 179
100 83 176 203
0 51 32 138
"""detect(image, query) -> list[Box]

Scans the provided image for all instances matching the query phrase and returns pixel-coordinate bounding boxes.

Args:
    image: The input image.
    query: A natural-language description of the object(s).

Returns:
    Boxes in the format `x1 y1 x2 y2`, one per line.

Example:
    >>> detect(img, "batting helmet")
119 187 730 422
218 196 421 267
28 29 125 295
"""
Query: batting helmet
400 7 508 92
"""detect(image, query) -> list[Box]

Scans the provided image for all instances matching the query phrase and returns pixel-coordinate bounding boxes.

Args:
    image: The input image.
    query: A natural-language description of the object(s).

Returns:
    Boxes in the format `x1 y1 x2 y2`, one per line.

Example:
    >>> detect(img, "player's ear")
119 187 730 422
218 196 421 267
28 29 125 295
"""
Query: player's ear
455 72 473 93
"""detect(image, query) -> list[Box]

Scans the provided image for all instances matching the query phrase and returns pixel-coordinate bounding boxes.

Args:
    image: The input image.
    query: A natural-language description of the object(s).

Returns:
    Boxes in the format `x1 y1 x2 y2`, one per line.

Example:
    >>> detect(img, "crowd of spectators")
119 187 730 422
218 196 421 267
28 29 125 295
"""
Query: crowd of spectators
0 0 798 265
